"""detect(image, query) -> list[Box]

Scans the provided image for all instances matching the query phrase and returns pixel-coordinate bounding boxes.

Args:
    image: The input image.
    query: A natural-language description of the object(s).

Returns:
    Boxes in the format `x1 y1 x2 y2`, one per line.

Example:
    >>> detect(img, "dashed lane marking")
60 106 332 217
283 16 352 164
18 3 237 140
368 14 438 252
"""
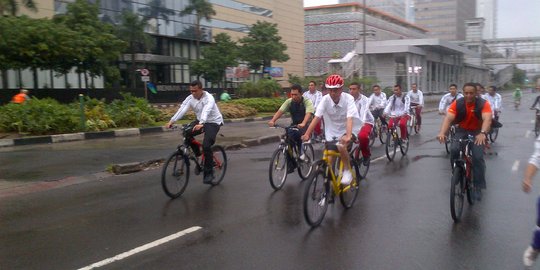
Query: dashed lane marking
512 160 520 172
78 226 202 270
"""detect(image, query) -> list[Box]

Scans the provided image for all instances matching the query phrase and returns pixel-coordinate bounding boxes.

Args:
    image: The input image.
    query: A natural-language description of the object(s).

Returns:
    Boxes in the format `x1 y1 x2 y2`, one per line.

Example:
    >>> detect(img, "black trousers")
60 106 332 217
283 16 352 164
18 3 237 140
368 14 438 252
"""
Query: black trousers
188 121 221 175
371 108 387 126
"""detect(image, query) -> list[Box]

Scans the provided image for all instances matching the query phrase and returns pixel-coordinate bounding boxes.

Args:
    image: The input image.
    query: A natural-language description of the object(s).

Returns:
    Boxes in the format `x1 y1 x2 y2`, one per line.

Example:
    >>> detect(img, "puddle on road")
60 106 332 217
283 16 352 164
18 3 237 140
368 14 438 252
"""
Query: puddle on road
251 157 272 162
411 154 447 162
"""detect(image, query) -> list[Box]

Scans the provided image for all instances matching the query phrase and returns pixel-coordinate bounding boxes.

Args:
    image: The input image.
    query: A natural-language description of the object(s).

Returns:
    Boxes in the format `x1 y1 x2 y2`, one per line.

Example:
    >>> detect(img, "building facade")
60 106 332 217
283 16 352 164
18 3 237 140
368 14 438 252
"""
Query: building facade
476 0 497 39
1 0 304 91
414 0 476 41
338 0 407 21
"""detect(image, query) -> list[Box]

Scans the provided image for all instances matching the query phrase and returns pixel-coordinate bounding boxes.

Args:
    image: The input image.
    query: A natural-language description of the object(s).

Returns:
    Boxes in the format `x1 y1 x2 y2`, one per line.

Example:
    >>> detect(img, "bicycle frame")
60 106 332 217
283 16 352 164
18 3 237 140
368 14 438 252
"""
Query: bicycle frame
453 136 474 182
320 148 353 195
177 125 222 172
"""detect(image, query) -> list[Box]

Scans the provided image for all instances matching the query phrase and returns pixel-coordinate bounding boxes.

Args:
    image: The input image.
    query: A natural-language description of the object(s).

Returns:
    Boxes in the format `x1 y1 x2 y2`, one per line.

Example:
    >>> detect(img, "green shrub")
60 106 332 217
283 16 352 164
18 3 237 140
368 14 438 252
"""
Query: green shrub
107 93 164 127
0 98 79 135
229 98 285 112
237 79 282 98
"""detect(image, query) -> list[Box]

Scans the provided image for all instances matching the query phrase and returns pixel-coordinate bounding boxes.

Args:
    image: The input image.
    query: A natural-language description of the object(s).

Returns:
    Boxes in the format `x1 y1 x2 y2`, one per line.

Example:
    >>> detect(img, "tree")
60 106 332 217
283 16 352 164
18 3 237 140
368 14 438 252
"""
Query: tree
190 33 238 87
116 10 154 88
138 0 175 35
180 0 216 60
512 65 527 85
0 0 37 16
53 0 126 88
239 21 289 71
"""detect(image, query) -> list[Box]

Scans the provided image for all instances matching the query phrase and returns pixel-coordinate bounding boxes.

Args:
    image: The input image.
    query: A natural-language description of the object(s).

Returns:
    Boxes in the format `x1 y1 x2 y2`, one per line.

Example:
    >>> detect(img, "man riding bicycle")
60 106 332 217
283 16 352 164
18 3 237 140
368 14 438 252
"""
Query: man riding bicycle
303 80 323 139
268 84 314 165
384 84 410 144
485 86 502 120
438 84 463 115
166 80 224 184
513 87 522 107
437 82 492 200
368 84 388 126
302 74 359 185
407 83 424 132
349 82 374 166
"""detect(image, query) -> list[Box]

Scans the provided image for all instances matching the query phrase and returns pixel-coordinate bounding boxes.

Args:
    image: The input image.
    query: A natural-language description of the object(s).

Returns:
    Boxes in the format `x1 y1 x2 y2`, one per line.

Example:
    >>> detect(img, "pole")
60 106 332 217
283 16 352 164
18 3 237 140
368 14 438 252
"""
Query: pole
144 81 148 100
79 94 86 131
362 0 367 78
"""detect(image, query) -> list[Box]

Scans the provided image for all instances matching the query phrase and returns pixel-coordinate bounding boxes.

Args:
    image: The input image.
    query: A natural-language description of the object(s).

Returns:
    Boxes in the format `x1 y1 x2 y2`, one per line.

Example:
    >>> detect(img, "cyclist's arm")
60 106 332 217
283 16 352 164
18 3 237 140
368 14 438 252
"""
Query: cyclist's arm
419 91 424 106
532 96 540 108
167 96 192 127
523 137 540 193
302 116 320 141
438 96 446 114
269 99 292 126
383 96 392 116
268 110 284 127
404 95 411 115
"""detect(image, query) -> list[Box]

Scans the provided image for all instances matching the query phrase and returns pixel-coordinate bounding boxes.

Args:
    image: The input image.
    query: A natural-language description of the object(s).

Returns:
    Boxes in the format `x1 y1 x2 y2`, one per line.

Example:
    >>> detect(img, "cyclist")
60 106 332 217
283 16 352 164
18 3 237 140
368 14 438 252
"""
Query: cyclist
384 84 410 144
349 82 374 166
407 83 424 132
268 84 314 165
437 82 492 200
166 80 224 184
476 83 487 99
513 87 522 109
302 74 359 185
438 84 463 115
303 80 323 139
485 85 502 119
531 86 540 110
521 136 540 268
368 84 388 126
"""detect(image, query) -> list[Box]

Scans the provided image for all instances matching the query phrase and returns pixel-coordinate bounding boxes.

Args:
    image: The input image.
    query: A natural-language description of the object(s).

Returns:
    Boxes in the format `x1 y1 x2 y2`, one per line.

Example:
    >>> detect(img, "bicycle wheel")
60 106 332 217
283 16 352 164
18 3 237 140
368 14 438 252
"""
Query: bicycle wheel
489 128 498 142
536 117 540 137
354 146 369 179
161 151 190 199
209 145 227 186
379 124 387 144
368 129 376 146
414 123 420 134
400 135 409 155
269 148 288 190
407 116 415 135
298 143 315 180
450 166 465 222
385 131 397 161
466 176 475 205
340 159 360 208
445 136 451 154
303 161 329 227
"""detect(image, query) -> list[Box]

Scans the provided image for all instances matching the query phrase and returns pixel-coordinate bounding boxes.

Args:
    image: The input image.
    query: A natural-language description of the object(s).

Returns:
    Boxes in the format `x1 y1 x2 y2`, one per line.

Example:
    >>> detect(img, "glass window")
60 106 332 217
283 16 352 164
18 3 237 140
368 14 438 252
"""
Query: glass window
210 0 273 18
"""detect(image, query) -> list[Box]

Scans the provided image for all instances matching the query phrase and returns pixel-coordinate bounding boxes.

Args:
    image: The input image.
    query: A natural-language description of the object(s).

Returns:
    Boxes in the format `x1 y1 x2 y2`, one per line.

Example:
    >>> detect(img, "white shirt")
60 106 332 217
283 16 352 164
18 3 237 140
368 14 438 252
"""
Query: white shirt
384 93 410 117
407 90 424 106
303 90 322 109
438 93 464 114
315 93 359 141
368 92 387 110
529 135 540 169
484 93 502 112
352 94 375 133
170 91 223 124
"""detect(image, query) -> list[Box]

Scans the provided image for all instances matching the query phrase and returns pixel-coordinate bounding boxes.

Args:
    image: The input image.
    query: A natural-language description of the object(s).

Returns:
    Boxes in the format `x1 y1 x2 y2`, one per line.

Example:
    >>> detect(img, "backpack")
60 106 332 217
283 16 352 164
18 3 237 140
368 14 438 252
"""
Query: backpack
391 94 406 110
454 97 485 124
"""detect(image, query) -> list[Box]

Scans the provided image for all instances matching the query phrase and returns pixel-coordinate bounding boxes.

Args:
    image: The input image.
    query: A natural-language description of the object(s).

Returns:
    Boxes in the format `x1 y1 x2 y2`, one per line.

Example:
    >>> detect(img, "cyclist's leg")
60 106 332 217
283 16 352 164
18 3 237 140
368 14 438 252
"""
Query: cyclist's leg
533 196 540 249
338 136 351 172
416 106 422 127
202 123 220 176
399 116 408 139
471 138 487 189
378 109 388 126
187 120 203 155
450 129 464 163
358 124 373 158
288 128 303 155
388 117 395 130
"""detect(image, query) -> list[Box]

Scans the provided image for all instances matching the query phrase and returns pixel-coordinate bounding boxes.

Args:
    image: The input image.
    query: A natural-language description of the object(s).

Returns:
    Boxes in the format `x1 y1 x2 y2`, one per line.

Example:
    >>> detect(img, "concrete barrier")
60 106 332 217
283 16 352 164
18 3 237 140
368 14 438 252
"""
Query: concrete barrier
114 128 140 137
51 133 85 143
0 139 14 147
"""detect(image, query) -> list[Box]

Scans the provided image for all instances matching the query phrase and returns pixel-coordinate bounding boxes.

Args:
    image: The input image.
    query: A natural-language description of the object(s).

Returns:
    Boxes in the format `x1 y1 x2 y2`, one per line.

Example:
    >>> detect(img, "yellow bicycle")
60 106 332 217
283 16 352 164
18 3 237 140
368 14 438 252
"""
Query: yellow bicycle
303 141 360 227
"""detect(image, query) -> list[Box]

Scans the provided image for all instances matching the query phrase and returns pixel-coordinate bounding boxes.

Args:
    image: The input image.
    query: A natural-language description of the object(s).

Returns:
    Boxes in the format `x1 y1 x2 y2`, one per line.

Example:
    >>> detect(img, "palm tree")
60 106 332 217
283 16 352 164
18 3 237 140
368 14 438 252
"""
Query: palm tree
0 0 37 16
116 10 154 88
138 0 175 35
180 0 216 60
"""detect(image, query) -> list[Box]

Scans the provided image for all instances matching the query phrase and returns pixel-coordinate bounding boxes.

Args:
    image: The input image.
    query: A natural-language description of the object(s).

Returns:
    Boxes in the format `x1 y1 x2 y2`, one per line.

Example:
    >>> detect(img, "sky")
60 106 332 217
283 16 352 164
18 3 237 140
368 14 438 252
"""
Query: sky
303 0 540 39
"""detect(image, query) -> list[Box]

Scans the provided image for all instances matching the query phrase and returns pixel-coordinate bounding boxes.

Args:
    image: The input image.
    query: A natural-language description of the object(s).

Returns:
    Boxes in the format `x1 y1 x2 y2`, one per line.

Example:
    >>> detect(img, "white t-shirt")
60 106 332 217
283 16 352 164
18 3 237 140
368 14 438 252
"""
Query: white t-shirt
170 91 224 124
315 93 359 141
303 90 322 109
407 90 424 105
484 93 502 113
384 93 410 117
438 93 463 114
352 94 375 133
368 92 387 110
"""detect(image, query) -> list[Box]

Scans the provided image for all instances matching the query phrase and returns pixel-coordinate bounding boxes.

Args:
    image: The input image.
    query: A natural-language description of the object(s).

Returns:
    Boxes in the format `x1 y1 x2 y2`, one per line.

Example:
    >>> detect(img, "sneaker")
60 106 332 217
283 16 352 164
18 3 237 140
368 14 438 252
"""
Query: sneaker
341 170 353 185
524 246 540 267
362 156 370 167
203 173 214 184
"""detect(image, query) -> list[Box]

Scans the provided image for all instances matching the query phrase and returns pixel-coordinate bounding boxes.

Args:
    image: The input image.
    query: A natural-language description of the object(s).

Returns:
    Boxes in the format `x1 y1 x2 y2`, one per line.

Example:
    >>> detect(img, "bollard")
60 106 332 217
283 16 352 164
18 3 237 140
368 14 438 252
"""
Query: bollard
79 94 86 130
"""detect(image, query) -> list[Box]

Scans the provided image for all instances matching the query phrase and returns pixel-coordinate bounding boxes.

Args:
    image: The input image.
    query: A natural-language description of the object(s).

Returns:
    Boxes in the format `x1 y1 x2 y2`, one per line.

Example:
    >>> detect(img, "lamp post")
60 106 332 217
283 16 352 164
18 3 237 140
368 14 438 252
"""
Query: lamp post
362 0 366 78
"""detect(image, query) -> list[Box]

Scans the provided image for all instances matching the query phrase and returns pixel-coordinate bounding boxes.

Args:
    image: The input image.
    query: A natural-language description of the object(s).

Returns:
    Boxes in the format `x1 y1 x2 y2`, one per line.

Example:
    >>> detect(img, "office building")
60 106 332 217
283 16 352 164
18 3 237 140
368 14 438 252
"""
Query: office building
414 0 476 41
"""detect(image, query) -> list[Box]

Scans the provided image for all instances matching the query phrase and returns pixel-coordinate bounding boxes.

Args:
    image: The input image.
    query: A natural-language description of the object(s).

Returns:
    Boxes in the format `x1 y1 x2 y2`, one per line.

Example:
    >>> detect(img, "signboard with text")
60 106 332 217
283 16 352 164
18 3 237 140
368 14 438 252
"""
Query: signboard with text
263 67 284 77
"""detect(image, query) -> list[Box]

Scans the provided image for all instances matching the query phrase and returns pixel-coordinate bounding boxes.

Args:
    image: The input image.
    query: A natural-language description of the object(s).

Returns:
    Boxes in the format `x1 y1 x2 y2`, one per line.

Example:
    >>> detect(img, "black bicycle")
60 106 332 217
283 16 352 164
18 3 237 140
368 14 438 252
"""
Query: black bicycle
450 135 477 222
161 125 228 198
532 108 540 137
445 125 456 154
489 112 500 142
369 118 387 146
268 124 315 190
385 116 409 161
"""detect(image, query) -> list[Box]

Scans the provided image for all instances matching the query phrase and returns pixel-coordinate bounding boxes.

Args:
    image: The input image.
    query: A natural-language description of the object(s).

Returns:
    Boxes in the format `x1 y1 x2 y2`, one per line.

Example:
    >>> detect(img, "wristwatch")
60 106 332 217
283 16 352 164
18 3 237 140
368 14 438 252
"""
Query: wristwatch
480 131 488 136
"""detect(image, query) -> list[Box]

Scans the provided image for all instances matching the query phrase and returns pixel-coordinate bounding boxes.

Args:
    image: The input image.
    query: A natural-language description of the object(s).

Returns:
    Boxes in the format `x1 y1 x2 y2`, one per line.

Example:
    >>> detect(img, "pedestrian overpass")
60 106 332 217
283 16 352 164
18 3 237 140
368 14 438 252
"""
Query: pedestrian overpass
482 37 540 65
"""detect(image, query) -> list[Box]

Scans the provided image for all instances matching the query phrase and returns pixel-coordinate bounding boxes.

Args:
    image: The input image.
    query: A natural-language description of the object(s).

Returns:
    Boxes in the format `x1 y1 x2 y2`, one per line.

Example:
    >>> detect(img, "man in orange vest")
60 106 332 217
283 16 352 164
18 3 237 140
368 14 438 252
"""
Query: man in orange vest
11 89 30 104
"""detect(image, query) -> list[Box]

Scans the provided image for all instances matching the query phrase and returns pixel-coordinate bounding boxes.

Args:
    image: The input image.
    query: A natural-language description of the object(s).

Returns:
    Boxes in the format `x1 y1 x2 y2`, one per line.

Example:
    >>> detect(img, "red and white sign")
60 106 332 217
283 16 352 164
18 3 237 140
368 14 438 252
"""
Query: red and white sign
140 69 149 76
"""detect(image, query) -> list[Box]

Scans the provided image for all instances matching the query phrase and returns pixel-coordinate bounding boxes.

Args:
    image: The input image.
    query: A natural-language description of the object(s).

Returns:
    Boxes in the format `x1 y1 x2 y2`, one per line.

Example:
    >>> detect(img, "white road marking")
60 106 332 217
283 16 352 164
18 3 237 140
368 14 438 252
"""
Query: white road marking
512 160 520 172
526 130 531 138
532 120 536 124
78 226 202 270
371 155 387 163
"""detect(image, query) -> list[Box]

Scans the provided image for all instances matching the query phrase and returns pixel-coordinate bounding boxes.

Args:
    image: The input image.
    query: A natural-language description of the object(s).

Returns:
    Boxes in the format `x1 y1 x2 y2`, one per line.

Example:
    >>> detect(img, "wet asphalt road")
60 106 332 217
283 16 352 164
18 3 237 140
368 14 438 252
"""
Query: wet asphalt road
1 93 539 269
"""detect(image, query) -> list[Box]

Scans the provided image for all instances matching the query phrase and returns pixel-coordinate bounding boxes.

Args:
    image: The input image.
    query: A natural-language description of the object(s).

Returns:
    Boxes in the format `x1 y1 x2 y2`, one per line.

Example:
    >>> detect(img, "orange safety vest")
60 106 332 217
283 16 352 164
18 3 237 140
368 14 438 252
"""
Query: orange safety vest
12 93 27 104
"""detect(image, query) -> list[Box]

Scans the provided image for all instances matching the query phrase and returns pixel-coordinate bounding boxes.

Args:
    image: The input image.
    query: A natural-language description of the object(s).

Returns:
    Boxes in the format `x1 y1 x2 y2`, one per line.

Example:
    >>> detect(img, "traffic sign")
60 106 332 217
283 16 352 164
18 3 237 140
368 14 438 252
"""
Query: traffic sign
140 69 149 76
141 76 150 82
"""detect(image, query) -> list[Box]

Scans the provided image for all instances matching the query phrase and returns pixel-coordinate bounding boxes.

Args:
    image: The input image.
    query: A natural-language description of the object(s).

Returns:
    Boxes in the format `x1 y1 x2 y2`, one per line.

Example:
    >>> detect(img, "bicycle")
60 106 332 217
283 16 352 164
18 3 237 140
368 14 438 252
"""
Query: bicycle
161 125 228 198
385 116 409 161
489 112 500 142
349 136 370 179
268 124 315 190
532 108 540 137
303 140 360 227
445 125 456 154
368 118 387 146
449 135 477 222
407 106 420 134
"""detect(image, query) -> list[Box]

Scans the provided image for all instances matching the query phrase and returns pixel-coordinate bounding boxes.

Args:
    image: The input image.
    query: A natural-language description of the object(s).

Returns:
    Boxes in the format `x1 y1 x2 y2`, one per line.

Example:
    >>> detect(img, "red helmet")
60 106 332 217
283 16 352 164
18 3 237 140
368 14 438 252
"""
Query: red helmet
325 74 344 89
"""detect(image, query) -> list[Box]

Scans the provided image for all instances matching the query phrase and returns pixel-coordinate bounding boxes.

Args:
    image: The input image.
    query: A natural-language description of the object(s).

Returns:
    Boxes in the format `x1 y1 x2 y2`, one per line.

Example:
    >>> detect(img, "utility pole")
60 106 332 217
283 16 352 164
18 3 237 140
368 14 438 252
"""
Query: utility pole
362 0 367 78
